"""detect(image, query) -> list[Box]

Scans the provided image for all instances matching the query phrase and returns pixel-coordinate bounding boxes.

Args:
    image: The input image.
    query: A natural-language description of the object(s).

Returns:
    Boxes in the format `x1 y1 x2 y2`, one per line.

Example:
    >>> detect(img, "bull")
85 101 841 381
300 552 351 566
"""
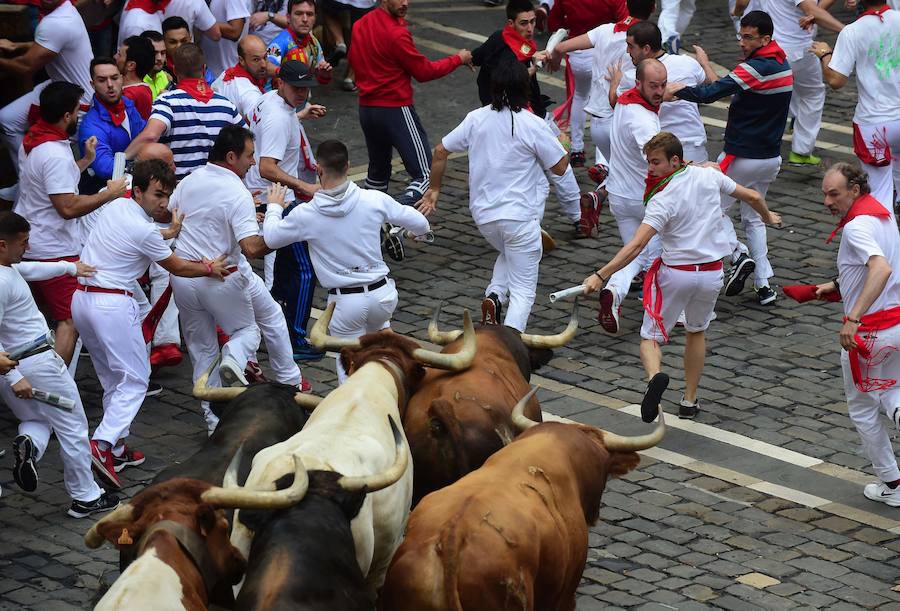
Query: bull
378 388 666 611
406 300 579 503
230 302 477 597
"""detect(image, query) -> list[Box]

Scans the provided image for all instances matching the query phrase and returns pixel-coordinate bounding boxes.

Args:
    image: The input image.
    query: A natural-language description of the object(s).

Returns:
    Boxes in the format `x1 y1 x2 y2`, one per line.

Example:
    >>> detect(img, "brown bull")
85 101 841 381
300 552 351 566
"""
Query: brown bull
405 301 578 504
378 388 665 611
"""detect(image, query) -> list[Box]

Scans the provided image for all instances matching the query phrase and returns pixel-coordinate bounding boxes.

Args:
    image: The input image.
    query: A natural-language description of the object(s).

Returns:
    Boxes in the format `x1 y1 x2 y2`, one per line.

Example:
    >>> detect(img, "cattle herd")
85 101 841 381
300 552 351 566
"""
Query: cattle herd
83 300 666 610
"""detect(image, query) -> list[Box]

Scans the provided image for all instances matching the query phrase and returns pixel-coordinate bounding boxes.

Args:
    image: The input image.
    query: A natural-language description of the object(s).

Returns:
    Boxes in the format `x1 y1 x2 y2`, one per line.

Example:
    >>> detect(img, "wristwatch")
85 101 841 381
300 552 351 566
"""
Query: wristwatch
267 11 275 21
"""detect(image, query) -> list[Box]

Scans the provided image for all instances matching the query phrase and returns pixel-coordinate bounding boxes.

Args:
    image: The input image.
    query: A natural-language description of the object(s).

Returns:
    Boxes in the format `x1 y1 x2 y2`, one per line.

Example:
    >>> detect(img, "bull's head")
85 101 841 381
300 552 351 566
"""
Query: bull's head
191 359 324 407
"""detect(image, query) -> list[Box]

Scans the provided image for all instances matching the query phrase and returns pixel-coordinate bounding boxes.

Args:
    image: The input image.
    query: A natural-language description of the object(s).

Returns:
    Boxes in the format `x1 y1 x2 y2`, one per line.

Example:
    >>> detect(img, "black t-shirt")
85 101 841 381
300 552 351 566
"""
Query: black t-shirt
472 30 549 118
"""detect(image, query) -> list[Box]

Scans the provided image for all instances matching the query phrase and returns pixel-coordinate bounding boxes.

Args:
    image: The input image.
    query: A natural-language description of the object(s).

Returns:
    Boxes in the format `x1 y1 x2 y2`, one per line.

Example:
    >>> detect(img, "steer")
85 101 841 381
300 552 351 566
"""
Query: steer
378 388 666 611
406 300 579 503
230 302 477 597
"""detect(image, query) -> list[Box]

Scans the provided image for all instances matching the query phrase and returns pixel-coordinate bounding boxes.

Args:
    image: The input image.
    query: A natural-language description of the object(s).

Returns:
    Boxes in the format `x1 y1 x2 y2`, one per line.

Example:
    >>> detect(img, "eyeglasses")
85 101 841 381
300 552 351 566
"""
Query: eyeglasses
739 34 762 41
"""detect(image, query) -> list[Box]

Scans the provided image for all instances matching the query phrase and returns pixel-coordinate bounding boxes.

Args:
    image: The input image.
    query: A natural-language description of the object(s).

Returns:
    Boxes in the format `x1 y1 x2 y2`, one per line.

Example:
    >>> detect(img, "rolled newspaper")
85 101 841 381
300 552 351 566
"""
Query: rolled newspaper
112 152 127 180
537 28 569 70
32 389 76 411
549 285 587 303
8 332 54 362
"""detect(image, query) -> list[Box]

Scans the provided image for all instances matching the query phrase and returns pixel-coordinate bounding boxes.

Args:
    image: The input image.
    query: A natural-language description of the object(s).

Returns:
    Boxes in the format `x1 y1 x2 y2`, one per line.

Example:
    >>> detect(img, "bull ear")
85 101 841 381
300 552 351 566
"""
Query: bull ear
196 504 220 538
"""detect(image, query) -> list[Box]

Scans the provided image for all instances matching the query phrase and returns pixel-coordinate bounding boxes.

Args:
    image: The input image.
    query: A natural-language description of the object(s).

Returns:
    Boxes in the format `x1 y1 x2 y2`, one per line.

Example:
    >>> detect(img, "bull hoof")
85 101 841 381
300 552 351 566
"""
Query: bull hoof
641 373 668 423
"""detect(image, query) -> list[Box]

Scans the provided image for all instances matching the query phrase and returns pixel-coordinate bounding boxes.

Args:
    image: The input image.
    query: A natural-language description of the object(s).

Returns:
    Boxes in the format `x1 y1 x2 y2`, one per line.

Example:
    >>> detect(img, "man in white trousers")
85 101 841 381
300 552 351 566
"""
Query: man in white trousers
583 133 780 421
72 159 230 489
815 162 900 506
264 139 430 383
597 58 665 335
0 212 119 518
419 61 568 332
813 0 900 211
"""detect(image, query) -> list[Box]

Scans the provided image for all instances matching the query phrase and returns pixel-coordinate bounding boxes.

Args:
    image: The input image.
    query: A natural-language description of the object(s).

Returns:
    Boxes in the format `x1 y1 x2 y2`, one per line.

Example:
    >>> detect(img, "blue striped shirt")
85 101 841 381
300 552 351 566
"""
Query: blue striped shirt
149 90 245 179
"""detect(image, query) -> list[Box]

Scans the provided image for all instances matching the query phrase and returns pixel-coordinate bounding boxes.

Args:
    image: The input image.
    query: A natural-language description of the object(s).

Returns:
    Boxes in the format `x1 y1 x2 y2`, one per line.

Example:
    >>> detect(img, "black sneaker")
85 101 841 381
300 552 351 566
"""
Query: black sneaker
67 490 120 519
381 223 405 262
679 397 699 419
725 254 755 297
641 373 669 423
13 434 38 492
326 42 347 66
481 293 502 325
145 382 163 397
756 285 777 305
569 151 586 168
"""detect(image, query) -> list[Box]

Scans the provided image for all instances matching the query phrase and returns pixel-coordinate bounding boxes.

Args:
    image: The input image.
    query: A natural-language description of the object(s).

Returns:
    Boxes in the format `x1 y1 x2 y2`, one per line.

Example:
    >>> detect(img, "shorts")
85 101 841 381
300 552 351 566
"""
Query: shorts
640 264 724 342
27 255 79 322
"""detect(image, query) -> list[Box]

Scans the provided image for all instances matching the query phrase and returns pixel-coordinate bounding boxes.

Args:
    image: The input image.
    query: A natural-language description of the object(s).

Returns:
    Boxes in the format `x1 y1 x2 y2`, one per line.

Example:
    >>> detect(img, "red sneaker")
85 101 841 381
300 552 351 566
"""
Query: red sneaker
90 440 122 490
245 361 268 384
112 445 146 473
598 289 621 335
298 379 312 393
588 163 609 185
217 326 230 347
578 191 603 238
150 343 182 370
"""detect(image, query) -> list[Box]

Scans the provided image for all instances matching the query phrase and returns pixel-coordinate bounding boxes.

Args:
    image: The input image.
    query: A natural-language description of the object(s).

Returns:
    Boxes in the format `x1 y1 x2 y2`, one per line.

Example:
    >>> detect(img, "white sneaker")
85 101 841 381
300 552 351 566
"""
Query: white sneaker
863 481 900 507
219 355 249 387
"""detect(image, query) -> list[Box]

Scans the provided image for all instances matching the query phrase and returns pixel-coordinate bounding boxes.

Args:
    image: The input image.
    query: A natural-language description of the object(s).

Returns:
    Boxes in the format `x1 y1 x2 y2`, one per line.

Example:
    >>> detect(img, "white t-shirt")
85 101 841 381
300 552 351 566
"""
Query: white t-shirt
606 101 660 201
35 1 93 104
642 165 736 264
244 90 301 203
212 71 264 120
170 163 260 266
584 23 629 119
165 0 217 34
15 141 82 259
769 0 816 52
79 198 173 290
617 53 707 146
838 212 900 316
117 6 163 48
200 0 251 77
442 106 567 226
829 10 900 125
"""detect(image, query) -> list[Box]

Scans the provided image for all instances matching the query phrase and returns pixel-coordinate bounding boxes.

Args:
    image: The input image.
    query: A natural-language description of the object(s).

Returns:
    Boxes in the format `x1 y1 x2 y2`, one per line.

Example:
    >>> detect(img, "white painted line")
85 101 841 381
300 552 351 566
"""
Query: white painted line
748 481 830 508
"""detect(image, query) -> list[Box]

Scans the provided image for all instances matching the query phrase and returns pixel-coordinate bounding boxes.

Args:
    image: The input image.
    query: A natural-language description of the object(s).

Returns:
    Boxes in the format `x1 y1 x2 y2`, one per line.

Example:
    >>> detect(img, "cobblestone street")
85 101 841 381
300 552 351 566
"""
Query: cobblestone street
2 0 900 608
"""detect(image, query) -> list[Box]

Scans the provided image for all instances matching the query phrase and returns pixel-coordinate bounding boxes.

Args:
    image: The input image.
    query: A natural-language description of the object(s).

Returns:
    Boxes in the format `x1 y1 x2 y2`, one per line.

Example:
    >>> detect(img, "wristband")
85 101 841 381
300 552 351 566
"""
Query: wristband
820 51 832 60
595 271 607 283
205 262 214 277
844 316 861 324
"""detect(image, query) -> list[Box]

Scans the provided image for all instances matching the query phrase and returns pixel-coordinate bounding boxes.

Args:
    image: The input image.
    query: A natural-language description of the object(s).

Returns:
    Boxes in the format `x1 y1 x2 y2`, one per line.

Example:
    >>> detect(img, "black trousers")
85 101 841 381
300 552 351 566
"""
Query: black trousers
358 104 432 198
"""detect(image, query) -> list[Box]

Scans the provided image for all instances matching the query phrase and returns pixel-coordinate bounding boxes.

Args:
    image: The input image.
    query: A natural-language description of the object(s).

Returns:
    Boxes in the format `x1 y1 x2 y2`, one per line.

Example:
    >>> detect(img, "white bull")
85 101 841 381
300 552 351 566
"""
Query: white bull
230 303 477 595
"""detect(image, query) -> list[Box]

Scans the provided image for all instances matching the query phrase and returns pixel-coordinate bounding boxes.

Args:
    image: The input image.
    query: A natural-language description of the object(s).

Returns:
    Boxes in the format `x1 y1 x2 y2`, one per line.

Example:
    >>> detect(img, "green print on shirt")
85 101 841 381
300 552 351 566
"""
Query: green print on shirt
867 33 900 80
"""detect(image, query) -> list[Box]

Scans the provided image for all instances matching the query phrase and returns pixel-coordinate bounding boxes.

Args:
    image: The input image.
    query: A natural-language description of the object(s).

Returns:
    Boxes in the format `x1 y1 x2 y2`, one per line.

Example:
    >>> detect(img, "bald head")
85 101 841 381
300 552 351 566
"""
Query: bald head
636 58 667 108
237 35 269 81
137 143 176 173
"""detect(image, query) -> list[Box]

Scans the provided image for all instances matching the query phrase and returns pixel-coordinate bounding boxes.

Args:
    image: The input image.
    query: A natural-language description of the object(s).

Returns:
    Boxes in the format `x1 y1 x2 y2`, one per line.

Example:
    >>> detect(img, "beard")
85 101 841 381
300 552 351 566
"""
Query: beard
66 118 78 136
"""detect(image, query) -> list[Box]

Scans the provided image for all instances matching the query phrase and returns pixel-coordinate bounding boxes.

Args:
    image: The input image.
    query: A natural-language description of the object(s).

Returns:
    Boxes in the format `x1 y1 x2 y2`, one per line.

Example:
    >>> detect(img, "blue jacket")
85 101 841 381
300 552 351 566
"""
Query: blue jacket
675 42 793 159
78 95 147 186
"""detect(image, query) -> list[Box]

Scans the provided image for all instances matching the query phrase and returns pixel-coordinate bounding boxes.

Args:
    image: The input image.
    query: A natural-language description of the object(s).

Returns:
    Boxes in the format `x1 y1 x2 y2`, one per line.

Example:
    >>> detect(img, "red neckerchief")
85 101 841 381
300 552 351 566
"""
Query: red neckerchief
22 119 68 155
99 97 126 127
222 63 265 93
125 0 169 13
178 78 214 103
643 164 687 205
617 87 659 114
501 24 536 61
750 40 787 64
613 16 641 33
826 193 892 243
288 27 313 51
859 4 890 20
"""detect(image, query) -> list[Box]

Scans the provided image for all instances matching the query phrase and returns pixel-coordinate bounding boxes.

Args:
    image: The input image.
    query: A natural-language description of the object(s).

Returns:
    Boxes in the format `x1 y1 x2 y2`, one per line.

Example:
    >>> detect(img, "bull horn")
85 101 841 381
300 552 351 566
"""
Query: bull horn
309 302 362 351
293 392 323 409
427 301 463 346
510 386 541 431
519 298 579 349
84 502 135 549
338 415 409 492
601 410 666 452
201 453 309 509
413 310 476 371
192 358 247 401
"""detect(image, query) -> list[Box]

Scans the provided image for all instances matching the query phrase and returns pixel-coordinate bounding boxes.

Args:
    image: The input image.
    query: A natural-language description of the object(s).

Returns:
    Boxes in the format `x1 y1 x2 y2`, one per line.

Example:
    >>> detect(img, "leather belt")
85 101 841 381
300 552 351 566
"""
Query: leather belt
77 285 134 297
329 277 388 295
666 261 724 272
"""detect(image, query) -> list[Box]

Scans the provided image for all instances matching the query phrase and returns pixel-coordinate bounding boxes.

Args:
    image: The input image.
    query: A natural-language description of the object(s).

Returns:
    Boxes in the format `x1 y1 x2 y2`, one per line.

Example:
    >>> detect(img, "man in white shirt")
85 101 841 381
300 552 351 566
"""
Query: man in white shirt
0 0 93 161
201 0 251 77
815 162 900 507
15 82 127 369
119 0 223 48
0 211 119 518
213 35 269 120
814 0 900 209
71 159 230 489
597 58 664 334
265 139 430 382
419 61 568 332
582 133 780 421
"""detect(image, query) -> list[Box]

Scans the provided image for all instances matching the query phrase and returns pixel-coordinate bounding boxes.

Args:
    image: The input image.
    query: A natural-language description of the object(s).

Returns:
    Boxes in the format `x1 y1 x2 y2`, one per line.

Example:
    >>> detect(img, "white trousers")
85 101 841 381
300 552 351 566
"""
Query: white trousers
479 218 542 332
840 323 900 482
718 154 781 287
682 142 709 164
0 350 102 502
537 166 582 223
855 119 900 208
568 49 593 153
606 194 661 302
326 279 398 383
659 0 696 40
247 271 301 386
786 49 825 156
0 82 47 159
590 114 612 169
640 265 723 342
71 291 149 446
149 261 180 346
